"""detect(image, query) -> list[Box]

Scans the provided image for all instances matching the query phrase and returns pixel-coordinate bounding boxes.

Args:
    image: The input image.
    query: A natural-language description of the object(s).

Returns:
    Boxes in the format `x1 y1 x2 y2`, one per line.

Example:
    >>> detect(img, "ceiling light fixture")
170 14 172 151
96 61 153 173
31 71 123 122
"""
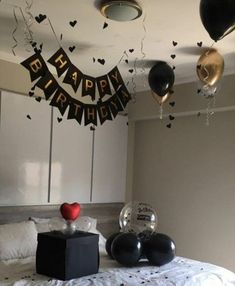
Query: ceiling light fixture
100 0 142 22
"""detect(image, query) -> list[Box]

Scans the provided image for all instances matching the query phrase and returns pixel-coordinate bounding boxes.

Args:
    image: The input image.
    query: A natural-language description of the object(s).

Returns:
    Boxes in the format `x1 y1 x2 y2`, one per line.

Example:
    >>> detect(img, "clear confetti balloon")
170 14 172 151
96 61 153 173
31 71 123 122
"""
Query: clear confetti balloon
119 202 158 234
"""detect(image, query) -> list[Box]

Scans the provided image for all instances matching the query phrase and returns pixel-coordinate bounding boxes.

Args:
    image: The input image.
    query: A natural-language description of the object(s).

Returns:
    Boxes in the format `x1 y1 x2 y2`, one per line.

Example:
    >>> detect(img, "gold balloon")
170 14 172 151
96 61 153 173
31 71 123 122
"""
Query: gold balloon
151 91 171 106
196 48 224 86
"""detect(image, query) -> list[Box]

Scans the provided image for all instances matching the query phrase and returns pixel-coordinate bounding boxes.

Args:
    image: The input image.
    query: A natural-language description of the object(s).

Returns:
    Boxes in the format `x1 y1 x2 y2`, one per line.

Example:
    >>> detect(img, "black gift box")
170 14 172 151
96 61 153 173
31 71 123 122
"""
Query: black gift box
36 231 99 280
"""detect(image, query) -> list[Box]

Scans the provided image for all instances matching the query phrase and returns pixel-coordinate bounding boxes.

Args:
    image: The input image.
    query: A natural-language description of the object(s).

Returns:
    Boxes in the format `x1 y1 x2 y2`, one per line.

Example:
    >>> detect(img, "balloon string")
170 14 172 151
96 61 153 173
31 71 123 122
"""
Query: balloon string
18 7 34 41
11 8 18 56
131 57 138 103
117 50 128 66
24 0 34 51
159 105 163 120
48 18 61 47
140 12 147 87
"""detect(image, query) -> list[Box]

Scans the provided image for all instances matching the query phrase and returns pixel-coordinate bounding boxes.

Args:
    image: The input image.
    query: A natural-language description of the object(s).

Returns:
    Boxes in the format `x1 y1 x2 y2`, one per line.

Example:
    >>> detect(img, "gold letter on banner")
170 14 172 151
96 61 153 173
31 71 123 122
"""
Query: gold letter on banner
84 104 97 126
68 98 84 124
82 75 96 101
36 72 59 100
108 66 125 91
97 101 112 125
21 52 48 81
96 75 112 98
50 86 70 115
48 48 71 77
63 64 83 93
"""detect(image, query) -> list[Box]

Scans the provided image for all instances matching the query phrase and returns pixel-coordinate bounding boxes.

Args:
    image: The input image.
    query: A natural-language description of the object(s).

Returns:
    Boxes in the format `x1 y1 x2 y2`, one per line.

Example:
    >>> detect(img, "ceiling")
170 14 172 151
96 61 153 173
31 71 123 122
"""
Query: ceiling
0 0 235 93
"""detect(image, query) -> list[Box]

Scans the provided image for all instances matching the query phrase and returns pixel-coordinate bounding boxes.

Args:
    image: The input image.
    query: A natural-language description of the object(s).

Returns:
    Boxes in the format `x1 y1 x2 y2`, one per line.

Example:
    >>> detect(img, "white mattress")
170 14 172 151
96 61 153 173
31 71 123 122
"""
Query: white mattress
0 254 235 286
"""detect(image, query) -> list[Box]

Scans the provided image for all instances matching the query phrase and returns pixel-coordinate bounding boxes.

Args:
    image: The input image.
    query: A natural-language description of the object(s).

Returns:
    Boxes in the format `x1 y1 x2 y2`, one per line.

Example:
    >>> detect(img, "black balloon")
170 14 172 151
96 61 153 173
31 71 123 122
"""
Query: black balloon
148 61 175 97
105 232 121 259
144 233 176 266
111 233 142 266
200 0 235 41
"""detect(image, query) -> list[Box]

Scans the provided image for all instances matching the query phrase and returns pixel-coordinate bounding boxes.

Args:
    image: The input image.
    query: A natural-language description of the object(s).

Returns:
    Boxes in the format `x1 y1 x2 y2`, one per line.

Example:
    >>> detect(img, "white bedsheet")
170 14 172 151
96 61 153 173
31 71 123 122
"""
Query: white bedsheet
0 254 235 286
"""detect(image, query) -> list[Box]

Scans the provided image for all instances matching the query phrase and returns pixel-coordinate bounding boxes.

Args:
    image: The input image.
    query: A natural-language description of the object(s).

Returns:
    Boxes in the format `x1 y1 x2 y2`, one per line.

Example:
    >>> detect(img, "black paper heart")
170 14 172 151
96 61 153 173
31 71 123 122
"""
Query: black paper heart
39 43 43 51
171 54 176 59
30 41 37 47
172 41 178 46
197 89 201 94
125 59 129 64
103 22 108 29
172 66 176 70
29 91 34 97
129 49 134 53
197 41 203 47
57 117 62 123
98 58 105 65
169 101 175 107
69 46 75 52
35 14 47 23
35 97 41 102
166 123 172 128
169 115 175 121
128 69 134 73
69 20 77 27
26 115 31 120
60 34 63 41
93 57 96 63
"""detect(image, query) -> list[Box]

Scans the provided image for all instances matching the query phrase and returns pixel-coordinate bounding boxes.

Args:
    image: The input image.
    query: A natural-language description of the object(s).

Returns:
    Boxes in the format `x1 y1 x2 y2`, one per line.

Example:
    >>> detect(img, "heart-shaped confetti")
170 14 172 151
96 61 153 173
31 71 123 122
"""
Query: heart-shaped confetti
93 57 96 63
197 89 201 94
26 115 31 120
172 41 178 46
35 97 41 102
169 101 175 107
166 123 172 128
171 54 176 59
39 43 43 51
35 14 47 23
129 49 134 53
57 117 62 123
30 41 37 47
197 41 203 47
29 91 34 97
69 46 75 53
60 34 63 41
98 58 105 65
103 22 108 29
172 66 176 70
169 115 175 121
125 59 129 64
128 69 134 73
69 20 77 27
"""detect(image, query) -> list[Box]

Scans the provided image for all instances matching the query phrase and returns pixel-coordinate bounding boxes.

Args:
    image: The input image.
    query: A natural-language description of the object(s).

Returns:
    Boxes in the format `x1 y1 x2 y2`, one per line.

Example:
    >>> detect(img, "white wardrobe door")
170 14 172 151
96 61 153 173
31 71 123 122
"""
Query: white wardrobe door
49 108 92 203
0 91 51 205
92 116 128 203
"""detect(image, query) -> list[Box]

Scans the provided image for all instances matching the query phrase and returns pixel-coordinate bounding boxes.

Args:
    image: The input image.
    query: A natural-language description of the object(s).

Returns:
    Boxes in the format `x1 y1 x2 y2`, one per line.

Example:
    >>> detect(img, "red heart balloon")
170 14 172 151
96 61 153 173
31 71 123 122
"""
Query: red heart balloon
60 202 81 221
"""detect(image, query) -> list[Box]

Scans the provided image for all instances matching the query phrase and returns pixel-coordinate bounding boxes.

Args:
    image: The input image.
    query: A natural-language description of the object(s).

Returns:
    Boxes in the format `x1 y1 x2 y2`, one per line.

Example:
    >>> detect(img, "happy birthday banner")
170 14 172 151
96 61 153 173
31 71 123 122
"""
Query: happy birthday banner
20 48 131 126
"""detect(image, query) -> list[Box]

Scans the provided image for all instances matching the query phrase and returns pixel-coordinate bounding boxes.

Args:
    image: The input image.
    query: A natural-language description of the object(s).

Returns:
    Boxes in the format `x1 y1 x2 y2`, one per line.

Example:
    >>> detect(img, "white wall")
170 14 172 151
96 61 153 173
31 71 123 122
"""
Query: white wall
128 74 235 272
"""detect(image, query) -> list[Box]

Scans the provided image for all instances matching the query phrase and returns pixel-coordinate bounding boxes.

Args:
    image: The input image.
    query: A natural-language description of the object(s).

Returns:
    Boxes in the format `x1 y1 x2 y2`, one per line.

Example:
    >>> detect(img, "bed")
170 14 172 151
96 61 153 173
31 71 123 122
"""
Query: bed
0 204 235 286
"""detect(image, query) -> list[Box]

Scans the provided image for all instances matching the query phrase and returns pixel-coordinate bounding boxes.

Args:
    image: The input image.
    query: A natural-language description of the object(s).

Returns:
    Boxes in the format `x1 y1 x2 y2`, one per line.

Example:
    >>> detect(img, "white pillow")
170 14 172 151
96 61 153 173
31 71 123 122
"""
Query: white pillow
0 221 38 260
